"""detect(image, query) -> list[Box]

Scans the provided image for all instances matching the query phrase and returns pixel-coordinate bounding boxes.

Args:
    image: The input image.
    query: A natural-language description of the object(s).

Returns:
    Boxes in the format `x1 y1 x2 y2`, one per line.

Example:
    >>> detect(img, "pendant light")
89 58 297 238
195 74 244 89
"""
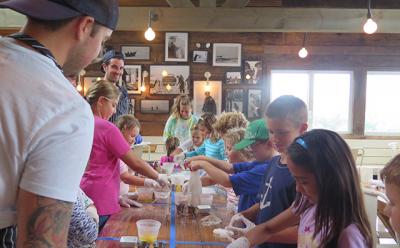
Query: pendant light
298 33 308 59
363 0 377 34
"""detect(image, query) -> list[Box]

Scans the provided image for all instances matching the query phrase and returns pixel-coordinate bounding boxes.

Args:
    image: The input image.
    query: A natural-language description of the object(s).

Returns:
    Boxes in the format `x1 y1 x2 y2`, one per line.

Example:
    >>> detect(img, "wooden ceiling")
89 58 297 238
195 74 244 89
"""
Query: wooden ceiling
119 0 400 8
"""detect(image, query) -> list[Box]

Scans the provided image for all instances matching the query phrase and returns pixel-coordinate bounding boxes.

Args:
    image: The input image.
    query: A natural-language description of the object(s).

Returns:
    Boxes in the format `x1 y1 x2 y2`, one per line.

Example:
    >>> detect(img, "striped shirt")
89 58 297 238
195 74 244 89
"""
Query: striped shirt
185 138 226 160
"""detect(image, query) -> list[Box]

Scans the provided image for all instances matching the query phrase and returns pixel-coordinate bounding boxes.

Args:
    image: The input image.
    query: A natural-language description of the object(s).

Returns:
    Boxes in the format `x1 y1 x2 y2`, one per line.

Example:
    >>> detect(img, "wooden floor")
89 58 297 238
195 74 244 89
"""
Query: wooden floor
96 192 233 247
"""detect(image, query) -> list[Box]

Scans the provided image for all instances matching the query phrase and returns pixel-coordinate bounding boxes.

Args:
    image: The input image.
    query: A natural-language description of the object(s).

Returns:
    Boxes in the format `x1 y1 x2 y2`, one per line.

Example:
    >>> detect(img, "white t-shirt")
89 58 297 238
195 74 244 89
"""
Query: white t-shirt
0 38 94 228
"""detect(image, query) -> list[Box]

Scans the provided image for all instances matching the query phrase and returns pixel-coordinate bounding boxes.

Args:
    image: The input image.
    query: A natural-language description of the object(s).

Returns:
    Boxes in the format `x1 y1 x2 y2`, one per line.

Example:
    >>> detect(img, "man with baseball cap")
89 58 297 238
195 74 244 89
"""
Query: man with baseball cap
187 118 277 212
0 0 118 246
100 49 130 123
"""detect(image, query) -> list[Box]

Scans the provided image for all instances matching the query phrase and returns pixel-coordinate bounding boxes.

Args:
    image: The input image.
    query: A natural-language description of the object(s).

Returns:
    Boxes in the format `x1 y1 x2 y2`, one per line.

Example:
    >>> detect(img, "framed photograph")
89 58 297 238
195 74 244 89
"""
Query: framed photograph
225 72 241 84
248 89 262 120
123 65 141 94
121 45 150 60
149 65 190 95
82 76 101 95
140 100 170 114
225 89 244 113
192 50 208 63
212 43 241 67
244 60 263 84
165 32 188 62
193 81 222 116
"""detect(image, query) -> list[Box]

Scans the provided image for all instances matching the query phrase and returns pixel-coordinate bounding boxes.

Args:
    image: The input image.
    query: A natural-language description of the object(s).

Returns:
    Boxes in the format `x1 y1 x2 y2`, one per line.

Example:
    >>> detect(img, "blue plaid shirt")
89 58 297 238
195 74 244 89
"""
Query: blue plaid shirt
109 84 129 123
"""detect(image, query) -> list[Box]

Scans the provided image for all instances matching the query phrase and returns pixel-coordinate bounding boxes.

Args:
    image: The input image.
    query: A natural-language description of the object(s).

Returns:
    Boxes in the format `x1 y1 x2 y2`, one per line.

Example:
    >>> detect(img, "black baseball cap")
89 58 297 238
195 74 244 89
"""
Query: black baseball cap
0 0 119 30
100 50 125 73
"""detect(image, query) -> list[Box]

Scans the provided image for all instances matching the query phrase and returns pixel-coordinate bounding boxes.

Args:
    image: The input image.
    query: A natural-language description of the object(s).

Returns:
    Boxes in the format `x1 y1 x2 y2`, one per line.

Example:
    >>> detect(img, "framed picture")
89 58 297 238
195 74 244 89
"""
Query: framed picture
225 72 241 84
192 50 208 63
149 65 190 95
82 76 101 95
244 60 263 84
121 45 150 60
123 65 141 94
248 89 262 120
212 43 241 67
128 98 135 114
140 100 170 114
165 32 188 62
193 81 222 116
225 89 244 113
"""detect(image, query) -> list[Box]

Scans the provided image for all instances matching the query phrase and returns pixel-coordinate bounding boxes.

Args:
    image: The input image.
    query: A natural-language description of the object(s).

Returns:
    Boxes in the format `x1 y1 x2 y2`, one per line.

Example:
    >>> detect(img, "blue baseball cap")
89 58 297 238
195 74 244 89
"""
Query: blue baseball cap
100 50 125 72
0 0 119 30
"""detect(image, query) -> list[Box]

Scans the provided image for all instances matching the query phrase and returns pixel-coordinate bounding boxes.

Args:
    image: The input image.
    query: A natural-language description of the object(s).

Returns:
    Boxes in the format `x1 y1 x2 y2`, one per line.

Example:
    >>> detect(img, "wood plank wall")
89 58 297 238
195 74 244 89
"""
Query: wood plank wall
83 31 400 136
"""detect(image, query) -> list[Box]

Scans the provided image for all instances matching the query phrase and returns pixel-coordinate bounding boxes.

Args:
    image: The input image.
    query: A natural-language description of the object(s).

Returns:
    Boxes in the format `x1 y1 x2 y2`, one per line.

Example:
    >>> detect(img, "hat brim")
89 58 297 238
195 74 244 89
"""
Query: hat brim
0 0 81 21
234 139 255 151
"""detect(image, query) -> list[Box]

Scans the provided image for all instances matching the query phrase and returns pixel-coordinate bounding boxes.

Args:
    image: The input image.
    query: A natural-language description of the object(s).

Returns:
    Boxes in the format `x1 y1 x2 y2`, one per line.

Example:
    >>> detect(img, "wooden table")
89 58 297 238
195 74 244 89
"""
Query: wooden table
96 192 234 247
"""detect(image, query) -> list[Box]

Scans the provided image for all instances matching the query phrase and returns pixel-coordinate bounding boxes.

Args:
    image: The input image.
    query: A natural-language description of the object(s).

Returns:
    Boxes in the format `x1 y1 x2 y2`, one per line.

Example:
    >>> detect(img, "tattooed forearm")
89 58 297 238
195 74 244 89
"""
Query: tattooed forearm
18 190 73 248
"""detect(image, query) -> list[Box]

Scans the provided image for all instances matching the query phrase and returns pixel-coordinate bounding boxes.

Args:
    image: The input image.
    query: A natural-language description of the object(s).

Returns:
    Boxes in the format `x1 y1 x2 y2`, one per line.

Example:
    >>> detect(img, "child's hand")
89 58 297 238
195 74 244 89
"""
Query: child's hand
226 237 250 248
188 160 204 171
186 155 206 163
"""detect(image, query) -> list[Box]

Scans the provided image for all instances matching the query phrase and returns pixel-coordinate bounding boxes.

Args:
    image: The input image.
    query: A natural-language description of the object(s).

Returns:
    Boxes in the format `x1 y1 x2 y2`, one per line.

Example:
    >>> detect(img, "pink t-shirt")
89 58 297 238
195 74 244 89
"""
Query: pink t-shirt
296 198 368 248
80 117 130 215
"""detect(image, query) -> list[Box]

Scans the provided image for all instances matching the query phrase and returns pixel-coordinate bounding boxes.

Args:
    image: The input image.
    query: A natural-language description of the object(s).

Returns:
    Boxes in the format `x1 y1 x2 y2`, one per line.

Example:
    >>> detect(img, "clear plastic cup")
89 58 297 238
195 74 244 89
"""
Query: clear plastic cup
200 194 213 206
162 162 174 175
137 187 154 203
136 219 161 243
154 190 170 203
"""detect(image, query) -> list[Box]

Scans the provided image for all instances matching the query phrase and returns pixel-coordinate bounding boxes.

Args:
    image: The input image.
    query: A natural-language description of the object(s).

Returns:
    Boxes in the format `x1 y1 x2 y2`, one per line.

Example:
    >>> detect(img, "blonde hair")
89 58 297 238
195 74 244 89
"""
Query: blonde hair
381 153 400 186
116 114 140 132
85 80 120 106
225 128 254 161
165 137 180 156
198 113 219 143
171 94 192 119
213 112 249 136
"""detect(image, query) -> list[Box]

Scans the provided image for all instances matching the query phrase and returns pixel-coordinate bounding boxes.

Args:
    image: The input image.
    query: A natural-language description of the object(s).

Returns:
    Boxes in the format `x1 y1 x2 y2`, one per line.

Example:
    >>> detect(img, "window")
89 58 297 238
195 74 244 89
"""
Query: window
270 70 353 133
365 72 400 135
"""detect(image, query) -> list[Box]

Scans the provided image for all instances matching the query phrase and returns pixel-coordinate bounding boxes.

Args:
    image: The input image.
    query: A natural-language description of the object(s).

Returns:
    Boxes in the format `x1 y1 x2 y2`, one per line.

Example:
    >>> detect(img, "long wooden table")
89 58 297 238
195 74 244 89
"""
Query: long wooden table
96 192 234 247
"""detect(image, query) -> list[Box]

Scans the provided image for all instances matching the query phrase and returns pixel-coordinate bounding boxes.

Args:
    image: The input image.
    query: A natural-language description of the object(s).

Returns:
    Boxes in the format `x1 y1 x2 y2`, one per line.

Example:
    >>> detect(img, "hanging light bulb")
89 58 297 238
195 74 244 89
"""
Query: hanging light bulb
140 84 146 92
162 70 168 77
204 82 211 92
76 84 83 92
298 33 308 59
96 77 102 82
363 0 377 34
166 83 172 91
144 11 157 41
245 74 251 80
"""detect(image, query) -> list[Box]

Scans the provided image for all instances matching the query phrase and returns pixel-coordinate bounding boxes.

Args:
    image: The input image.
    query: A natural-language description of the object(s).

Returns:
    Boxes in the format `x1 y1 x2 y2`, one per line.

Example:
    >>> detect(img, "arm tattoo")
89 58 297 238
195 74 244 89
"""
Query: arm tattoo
24 196 72 247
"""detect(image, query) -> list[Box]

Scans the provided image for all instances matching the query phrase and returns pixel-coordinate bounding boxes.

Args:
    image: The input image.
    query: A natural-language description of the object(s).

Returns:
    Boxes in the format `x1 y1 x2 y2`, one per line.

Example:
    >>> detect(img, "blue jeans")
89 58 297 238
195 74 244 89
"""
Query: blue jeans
98 215 110 233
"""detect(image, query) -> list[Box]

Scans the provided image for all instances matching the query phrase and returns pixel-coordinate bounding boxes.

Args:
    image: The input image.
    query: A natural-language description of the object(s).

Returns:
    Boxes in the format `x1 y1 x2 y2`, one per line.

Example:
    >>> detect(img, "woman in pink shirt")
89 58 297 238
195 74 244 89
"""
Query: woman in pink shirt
80 80 168 230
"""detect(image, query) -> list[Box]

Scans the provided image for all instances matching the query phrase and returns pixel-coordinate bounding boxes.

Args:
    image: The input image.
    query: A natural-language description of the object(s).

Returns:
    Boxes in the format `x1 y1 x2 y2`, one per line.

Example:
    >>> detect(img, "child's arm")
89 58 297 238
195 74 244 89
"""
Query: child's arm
189 160 231 187
185 142 205 158
120 171 145 186
187 156 234 173
201 175 216 187
171 139 192 156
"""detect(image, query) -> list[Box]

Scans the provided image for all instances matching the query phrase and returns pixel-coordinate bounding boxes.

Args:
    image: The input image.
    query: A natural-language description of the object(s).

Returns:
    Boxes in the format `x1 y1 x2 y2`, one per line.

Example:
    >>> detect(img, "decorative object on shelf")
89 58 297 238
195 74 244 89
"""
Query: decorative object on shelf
149 65 190 95
145 11 158 41
225 71 241 84
193 80 222 116
205 43 211 48
140 100 170 114
224 89 244 113
363 0 377 34
123 65 141 94
212 43 241 67
298 33 308 59
247 89 262 120
192 50 208 63
195 43 201 48
165 32 188 62
244 60 262 84
121 45 150 60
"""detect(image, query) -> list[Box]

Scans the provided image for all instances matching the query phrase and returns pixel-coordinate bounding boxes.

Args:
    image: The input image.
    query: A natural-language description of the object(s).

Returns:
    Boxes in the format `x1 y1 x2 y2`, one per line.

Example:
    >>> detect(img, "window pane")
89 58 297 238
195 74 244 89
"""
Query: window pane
270 72 309 105
365 73 400 134
313 73 351 132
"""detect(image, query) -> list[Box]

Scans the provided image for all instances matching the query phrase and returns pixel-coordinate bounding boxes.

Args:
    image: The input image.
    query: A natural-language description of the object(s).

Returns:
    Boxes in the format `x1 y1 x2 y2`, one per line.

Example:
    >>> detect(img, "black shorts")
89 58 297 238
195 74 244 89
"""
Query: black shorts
0 225 16 248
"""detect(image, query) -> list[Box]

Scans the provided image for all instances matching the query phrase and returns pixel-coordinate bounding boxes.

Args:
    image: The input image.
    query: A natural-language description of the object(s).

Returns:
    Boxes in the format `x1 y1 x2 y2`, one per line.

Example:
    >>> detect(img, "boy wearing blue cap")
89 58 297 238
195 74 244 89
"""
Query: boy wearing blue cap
188 118 277 212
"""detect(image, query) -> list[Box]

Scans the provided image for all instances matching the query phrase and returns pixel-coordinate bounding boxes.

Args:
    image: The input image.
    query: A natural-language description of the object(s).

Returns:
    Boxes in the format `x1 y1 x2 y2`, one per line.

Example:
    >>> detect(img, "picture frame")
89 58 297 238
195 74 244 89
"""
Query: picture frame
193 81 222 116
149 65 190 95
128 98 135 114
165 32 188 62
123 65 141 94
225 71 242 84
140 100 170 114
244 60 263 84
224 89 244 113
121 45 150 60
212 43 242 67
82 76 101 95
192 50 208 63
247 89 262 120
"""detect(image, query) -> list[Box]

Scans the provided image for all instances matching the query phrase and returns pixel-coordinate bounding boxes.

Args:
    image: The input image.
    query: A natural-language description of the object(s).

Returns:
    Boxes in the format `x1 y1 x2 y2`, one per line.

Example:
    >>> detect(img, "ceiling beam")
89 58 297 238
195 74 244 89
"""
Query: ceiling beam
166 0 195 8
222 0 250 8
199 0 216 8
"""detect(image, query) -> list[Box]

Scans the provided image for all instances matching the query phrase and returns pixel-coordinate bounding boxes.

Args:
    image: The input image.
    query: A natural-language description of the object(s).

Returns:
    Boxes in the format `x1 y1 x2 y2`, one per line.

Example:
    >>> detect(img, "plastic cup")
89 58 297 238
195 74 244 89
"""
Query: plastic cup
163 162 175 175
200 194 213 206
136 219 161 243
154 189 171 203
137 187 154 203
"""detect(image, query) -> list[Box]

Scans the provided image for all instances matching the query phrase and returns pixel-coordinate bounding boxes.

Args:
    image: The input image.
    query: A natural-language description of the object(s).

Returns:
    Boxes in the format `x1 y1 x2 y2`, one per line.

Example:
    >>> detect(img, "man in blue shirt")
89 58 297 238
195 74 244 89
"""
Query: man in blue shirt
187 119 277 212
